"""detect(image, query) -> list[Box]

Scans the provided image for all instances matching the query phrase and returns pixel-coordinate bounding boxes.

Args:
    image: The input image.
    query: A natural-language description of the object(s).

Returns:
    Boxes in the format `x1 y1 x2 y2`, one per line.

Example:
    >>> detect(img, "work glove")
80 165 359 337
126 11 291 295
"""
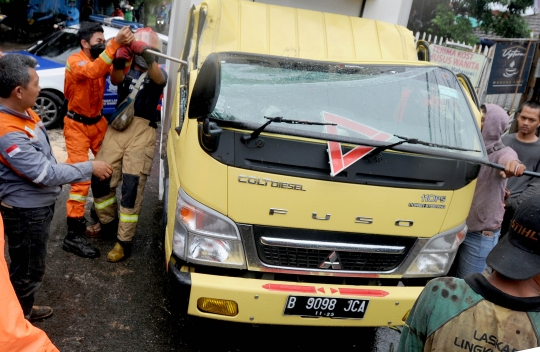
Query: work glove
140 50 155 66
113 46 133 69
130 40 149 55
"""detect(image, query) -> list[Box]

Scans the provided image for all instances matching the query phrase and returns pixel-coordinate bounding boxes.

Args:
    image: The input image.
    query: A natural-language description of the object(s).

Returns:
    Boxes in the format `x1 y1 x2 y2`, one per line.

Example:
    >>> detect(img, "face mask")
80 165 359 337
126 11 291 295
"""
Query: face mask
134 55 148 70
89 43 105 59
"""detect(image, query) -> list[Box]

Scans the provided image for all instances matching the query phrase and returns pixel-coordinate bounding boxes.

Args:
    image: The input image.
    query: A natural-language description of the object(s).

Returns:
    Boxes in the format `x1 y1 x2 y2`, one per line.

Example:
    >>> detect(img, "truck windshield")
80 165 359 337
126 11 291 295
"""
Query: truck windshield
210 54 483 157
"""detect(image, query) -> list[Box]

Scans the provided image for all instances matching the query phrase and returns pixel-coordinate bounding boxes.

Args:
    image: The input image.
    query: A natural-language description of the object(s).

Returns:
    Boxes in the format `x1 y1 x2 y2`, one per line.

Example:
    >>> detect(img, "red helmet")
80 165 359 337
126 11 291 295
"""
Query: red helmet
134 27 163 52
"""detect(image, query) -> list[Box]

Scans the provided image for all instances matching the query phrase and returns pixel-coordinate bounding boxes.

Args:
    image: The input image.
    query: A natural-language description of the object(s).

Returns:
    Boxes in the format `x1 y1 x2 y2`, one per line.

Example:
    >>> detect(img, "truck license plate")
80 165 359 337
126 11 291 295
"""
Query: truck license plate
283 296 369 319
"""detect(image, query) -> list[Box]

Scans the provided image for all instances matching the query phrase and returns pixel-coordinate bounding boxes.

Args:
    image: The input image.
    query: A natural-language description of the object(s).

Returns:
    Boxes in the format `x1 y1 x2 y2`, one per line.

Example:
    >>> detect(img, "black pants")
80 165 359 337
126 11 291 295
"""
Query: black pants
0 202 54 318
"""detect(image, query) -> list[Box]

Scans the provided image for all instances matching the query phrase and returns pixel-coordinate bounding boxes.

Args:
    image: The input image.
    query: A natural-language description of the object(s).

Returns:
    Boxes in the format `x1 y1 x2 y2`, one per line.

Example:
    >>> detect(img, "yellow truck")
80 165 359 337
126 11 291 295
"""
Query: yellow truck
162 0 485 327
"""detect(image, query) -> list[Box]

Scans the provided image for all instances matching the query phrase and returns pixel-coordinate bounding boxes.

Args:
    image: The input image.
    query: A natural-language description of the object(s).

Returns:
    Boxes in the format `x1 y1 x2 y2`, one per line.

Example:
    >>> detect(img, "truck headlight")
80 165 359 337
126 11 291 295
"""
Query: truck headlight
172 188 246 269
403 224 467 277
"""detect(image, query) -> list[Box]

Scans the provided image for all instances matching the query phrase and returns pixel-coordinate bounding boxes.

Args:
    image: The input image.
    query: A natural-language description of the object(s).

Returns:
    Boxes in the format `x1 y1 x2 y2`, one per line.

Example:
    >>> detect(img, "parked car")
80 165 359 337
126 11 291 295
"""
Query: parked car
15 23 167 128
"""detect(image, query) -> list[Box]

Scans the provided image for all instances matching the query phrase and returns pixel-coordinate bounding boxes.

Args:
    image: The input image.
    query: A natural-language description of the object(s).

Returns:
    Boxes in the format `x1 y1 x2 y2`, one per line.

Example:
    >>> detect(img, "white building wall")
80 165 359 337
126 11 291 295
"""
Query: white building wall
253 0 362 16
362 0 413 26
254 0 413 23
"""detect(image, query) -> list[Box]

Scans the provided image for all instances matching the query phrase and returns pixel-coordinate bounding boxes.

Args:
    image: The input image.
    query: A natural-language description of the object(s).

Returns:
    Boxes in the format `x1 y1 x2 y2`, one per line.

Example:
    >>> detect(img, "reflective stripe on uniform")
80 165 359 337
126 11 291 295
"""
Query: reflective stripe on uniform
95 196 117 210
120 213 138 223
33 160 50 184
99 51 113 65
68 194 87 202
66 62 72 72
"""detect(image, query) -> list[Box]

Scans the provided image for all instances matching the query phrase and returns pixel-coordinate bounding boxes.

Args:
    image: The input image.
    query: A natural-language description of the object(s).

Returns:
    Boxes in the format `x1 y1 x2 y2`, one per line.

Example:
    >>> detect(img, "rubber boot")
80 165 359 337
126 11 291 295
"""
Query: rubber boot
85 222 102 238
107 240 132 263
86 204 102 237
86 217 119 238
62 218 100 258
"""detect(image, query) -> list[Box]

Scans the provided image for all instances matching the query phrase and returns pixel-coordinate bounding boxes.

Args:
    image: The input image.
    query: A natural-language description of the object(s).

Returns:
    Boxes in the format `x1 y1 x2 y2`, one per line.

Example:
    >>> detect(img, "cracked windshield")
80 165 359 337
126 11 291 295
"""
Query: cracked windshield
211 57 483 156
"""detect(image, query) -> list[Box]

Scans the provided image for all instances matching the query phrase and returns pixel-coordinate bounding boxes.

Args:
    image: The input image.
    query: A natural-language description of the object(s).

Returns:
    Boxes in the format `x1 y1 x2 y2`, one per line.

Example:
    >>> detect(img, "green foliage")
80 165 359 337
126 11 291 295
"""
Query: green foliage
491 11 531 37
476 0 534 38
409 0 534 40
408 0 449 34
430 4 478 44
467 0 533 38
498 0 533 13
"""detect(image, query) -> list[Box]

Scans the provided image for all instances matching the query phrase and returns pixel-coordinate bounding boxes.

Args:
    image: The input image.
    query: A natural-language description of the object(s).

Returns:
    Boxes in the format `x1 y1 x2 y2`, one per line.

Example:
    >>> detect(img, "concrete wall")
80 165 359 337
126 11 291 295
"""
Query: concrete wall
255 0 413 24
253 0 363 17
362 0 413 26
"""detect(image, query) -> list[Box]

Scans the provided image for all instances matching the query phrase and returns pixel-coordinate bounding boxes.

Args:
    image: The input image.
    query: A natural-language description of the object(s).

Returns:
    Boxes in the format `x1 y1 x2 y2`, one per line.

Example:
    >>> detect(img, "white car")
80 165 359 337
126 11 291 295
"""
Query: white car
16 23 168 128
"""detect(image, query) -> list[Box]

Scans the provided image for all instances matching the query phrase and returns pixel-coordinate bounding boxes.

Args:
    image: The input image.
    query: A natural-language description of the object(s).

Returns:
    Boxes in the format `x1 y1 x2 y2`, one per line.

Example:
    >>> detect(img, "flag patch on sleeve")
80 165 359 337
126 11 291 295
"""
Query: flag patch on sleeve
5 144 21 157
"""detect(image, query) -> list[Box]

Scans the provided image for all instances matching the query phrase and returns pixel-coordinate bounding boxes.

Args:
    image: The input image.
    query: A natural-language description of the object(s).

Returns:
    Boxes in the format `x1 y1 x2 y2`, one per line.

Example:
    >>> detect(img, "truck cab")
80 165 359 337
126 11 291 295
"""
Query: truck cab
162 0 486 327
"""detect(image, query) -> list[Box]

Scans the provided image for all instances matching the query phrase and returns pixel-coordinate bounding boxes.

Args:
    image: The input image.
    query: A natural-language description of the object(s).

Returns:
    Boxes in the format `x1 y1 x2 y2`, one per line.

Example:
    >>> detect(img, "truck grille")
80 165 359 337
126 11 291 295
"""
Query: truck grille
261 247 403 271
253 226 416 273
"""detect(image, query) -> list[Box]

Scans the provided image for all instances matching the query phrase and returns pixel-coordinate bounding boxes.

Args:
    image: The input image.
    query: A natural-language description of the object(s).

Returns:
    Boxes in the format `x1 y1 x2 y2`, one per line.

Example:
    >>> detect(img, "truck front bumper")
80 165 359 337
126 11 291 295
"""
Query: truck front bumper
168 262 423 327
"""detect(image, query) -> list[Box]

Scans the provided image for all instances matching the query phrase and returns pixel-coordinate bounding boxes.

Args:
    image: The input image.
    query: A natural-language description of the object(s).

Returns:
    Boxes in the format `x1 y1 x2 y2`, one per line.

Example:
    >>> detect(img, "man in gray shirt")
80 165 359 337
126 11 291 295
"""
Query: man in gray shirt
501 100 540 235
0 53 112 321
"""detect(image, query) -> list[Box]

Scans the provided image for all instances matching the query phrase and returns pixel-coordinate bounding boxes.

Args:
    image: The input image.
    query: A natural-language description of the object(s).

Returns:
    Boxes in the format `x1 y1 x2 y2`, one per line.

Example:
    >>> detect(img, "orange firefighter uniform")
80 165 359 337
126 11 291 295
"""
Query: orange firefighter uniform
0 214 59 352
64 38 121 219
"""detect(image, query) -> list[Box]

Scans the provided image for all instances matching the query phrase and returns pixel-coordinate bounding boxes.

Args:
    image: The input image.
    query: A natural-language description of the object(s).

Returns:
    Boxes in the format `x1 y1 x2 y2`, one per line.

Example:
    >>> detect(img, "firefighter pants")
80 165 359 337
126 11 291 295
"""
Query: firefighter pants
91 117 156 242
64 116 108 219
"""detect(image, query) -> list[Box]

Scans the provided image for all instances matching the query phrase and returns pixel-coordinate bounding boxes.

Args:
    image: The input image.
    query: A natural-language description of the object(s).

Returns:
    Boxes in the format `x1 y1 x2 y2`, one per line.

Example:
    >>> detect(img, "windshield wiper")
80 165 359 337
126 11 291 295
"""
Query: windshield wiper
368 134 481 157
363 135 540 178
242 116 337 146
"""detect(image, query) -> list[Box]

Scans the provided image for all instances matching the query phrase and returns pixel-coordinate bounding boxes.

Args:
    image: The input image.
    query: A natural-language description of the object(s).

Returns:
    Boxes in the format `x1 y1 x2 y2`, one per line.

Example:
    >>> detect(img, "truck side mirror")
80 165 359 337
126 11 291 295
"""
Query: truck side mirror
416 40 430 62
188 53 221 119
198 117 222 152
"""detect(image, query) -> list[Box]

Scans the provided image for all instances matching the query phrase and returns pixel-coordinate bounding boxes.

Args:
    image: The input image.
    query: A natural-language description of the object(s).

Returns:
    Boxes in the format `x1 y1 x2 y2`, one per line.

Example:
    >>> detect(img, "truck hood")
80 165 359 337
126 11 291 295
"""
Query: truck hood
227 168 473 237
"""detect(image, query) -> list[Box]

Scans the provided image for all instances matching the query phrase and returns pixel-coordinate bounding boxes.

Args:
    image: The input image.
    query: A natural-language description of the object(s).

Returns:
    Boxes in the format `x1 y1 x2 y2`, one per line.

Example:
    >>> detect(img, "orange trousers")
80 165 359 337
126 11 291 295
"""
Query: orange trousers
0 214 59 352
64 116 108 219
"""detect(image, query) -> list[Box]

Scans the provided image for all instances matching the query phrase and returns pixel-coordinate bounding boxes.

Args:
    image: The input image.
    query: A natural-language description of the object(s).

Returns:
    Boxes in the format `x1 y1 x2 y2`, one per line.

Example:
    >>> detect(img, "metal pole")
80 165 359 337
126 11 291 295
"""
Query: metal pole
146 49 187 65
486 161 540 178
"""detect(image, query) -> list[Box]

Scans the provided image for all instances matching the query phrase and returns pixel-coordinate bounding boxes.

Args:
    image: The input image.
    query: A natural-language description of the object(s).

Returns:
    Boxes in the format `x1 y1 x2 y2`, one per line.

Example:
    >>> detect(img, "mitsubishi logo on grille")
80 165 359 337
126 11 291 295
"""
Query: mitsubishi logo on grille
319 251 342 269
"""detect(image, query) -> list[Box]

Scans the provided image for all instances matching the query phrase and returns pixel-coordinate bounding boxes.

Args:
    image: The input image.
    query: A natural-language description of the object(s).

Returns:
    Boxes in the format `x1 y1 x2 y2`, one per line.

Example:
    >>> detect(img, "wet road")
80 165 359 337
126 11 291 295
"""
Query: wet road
26 129 401 351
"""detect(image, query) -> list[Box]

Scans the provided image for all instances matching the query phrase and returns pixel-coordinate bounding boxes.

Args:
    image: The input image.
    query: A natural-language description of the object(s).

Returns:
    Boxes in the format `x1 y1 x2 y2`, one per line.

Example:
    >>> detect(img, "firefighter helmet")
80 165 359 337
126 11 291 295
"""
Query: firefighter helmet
134 27 163 53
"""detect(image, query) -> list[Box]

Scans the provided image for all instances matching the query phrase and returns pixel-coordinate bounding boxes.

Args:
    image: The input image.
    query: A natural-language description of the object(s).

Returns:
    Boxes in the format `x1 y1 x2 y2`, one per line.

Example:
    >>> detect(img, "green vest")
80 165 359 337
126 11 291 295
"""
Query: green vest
398 275 540 352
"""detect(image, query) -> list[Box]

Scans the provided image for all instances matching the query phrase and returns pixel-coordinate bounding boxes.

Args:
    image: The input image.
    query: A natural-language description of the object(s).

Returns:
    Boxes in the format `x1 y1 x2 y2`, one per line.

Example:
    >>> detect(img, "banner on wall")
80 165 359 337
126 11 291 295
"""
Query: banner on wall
487 42 536 95
430 44 486 87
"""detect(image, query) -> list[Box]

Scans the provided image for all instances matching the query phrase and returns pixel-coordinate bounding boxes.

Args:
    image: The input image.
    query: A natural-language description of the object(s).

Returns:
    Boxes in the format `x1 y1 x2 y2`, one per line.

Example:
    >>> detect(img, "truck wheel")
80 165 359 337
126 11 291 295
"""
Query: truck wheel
33 91 64 129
